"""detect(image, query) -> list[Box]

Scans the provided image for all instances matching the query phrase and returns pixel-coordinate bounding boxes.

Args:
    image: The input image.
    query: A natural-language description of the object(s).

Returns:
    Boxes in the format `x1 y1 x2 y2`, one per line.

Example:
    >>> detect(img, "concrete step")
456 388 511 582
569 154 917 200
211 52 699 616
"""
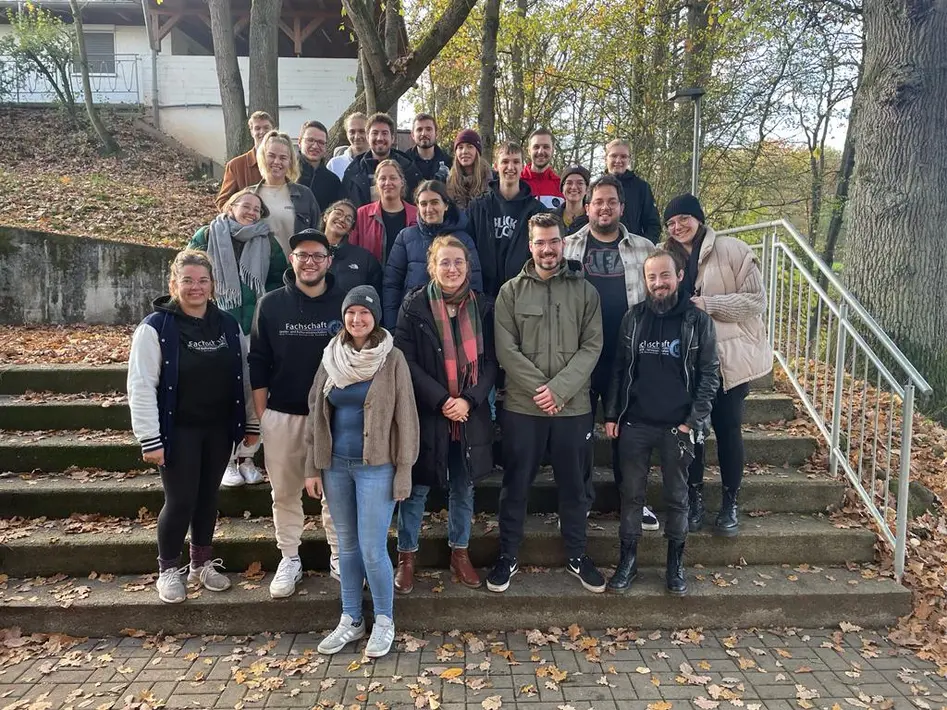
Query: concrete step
0 429 818 473
0 514 874 577
0 392 796 430
0 564 909 635
0 468 841 519
0 364 776 395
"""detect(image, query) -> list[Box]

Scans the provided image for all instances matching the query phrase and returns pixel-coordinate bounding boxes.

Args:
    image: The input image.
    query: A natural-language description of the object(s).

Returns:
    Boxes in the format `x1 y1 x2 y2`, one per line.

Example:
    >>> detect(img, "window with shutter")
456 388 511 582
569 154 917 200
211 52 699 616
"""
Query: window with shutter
75 32 115 74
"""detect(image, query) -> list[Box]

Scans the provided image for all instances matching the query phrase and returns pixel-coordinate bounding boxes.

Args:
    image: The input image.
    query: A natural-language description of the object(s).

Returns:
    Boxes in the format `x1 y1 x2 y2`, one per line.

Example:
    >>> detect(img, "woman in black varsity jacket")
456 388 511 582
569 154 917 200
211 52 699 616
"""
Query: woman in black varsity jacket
127 249 259 604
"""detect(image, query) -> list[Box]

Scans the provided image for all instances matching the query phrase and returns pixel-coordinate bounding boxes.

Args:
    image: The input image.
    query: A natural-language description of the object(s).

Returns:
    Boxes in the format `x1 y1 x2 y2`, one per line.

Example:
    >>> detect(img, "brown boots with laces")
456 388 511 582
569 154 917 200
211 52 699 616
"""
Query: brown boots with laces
394 549 482 592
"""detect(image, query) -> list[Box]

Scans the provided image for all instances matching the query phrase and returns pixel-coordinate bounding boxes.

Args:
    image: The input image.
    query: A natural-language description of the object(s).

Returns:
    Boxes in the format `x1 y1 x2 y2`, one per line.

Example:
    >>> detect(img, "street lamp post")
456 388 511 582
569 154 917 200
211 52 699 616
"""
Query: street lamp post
668 86 706 196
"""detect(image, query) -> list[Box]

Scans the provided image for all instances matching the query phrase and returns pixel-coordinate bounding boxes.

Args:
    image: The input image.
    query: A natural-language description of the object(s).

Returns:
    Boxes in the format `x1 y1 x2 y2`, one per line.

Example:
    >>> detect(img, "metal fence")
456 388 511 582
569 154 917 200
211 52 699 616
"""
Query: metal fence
0 53 141 104
716 219 932 582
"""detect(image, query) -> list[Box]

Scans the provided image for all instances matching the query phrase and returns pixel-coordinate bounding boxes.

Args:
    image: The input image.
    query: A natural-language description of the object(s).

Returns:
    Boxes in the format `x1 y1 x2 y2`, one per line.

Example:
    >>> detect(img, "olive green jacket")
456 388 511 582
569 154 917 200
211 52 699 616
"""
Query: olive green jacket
494 259 603 417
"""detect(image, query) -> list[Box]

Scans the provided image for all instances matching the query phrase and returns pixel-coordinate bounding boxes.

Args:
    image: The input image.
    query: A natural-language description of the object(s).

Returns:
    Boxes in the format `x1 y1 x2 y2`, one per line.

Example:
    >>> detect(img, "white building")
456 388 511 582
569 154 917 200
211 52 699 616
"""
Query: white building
0 0 358 167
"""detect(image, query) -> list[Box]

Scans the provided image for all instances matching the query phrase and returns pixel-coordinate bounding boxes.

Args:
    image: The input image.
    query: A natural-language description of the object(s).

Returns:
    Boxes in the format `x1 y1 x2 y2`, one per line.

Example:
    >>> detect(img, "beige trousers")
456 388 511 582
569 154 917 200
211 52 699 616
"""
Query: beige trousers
261 409 337 558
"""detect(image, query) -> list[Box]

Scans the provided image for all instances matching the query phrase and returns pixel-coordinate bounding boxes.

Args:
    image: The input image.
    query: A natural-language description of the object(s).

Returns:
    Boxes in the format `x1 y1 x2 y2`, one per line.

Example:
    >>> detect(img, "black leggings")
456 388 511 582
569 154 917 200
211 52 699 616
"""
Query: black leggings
688 382 750 491
157 424 233 562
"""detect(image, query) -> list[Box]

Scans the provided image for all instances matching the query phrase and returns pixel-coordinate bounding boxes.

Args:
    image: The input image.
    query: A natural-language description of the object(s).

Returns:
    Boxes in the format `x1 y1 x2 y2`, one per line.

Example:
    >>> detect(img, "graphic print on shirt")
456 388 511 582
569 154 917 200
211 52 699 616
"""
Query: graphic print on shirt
493 215 518 240
186 334 228 353
638 338 682 358
280 320 344 337
583 244 624 278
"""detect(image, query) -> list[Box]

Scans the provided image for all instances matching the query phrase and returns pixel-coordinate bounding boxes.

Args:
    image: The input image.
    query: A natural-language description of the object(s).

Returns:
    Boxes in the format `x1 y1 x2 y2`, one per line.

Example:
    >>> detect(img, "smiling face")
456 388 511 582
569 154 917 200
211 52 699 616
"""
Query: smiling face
171 264 213 311
325 204 356 239
249 118 274 148
605 144 630 175
368 121 393 159
413 119 436 149
666 214 701 247
455 142 478 168
529 133 554 171
495 150 523 189
263 140 292 183
433 244 468 293
529 224 564 274
587 184 624 233
562 174 587 204
299 126 327 163
347 117 368 153
229 194 264 226
344 304 375 343
644 253 683 307
375 164 403 201
417 189 447 225
290 240 331 288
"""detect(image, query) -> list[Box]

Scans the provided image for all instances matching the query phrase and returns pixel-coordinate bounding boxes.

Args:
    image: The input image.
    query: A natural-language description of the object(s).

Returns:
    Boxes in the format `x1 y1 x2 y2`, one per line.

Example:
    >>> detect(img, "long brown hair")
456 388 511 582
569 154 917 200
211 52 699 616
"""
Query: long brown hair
447 155 492 208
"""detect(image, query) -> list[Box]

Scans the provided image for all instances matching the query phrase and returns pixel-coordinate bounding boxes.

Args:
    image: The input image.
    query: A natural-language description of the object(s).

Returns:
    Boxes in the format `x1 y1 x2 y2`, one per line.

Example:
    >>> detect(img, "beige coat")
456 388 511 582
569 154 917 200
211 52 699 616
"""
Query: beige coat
694 227 773 390
304 347 419 500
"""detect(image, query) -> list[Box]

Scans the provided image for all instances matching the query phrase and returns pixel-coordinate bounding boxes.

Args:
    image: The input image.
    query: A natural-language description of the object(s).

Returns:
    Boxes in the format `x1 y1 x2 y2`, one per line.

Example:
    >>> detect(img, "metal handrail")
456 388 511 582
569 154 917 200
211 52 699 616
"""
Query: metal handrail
716 219 932 582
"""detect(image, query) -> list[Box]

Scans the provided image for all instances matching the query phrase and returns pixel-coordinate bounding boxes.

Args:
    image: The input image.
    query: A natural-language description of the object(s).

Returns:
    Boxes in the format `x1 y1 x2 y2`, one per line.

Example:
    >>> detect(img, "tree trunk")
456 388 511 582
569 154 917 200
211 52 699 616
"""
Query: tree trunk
68 0 120 155
249 0 281 125
208 0 251 160
360 49 377 115
478 0 501 158
384 0 403 122
845 0 947 416
508 0 527 141
328 0 477 148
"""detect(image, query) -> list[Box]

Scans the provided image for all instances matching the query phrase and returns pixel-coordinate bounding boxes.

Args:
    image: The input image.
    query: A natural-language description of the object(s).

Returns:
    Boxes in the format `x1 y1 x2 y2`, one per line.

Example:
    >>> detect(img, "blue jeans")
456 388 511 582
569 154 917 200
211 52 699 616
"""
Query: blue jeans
322 456 396 621
397 442 474 552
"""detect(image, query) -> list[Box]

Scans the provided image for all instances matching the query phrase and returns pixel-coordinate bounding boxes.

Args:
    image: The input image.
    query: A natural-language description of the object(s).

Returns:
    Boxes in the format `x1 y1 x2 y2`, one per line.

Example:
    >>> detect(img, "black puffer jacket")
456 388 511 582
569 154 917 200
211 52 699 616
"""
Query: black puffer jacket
393 286 498 486
612 170 661 243
604 300 720 431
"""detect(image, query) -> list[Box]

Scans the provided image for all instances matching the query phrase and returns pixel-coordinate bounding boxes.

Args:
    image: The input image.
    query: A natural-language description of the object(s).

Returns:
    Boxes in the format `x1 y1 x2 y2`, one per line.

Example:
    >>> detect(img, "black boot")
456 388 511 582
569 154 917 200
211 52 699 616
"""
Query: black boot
714 487 740 537
687 484 705 532
606 540 638 593
666 540 687 596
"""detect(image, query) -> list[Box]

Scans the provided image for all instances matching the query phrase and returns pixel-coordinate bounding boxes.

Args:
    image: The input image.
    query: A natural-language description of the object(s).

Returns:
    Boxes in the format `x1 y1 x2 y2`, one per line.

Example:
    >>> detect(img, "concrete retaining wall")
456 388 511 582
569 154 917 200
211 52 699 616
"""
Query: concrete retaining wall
0 227 175 324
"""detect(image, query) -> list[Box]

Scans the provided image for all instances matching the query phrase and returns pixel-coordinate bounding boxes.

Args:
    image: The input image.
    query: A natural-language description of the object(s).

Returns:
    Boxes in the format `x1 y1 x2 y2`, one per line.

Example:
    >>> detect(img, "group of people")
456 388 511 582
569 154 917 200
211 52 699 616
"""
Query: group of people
126 108 772 659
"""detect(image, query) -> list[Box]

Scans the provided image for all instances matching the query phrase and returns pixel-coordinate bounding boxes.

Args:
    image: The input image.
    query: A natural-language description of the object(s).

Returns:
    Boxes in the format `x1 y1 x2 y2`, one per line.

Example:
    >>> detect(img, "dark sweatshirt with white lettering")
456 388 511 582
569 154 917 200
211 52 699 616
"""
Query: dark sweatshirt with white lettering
249 270 347 415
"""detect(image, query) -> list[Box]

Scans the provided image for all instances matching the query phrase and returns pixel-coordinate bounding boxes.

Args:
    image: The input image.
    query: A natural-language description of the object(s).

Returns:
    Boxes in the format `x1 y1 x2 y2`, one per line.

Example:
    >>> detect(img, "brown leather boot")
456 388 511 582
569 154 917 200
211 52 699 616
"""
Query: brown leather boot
450 548 482 589
394 551 415 594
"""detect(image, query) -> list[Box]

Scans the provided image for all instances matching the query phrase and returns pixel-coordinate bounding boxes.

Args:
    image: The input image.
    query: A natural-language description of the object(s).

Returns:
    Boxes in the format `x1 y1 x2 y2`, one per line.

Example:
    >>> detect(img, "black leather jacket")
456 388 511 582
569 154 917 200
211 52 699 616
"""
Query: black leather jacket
604 300 720 431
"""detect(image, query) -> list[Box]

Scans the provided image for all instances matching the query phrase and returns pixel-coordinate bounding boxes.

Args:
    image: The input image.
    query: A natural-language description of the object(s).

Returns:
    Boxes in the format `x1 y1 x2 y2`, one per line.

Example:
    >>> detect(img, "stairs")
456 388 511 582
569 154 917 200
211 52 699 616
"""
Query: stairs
0 365 910 635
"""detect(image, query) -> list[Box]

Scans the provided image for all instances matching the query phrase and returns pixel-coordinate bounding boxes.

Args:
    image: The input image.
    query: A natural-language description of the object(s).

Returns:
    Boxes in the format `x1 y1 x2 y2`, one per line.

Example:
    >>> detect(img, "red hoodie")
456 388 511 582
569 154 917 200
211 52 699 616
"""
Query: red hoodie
521 164 564 209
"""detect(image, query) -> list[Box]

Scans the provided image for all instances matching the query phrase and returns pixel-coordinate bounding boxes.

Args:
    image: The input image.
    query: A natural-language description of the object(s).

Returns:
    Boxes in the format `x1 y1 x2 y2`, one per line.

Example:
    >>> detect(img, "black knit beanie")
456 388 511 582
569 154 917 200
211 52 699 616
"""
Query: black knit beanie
663 193 705 224
560 165 591 192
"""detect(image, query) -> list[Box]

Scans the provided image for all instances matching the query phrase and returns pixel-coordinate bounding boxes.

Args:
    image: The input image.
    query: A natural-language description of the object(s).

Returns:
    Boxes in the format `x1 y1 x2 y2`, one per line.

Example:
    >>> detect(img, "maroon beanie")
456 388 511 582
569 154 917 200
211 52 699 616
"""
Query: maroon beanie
454 129 483 155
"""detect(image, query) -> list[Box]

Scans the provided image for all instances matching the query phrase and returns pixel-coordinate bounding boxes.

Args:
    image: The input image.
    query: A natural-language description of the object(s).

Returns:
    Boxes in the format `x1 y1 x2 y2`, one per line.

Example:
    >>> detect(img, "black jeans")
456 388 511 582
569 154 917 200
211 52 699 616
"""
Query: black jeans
617 421 692 544
585 384 622 511
499 410 592 559
688 382 750 490
157 424 233 562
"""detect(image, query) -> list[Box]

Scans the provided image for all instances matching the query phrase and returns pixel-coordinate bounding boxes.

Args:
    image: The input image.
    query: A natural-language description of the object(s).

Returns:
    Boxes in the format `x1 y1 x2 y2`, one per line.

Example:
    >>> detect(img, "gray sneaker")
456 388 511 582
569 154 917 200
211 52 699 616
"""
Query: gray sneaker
365 615 395 658
270 556 303 599
156 566 188 604
317 614 366 655
188 559 231 592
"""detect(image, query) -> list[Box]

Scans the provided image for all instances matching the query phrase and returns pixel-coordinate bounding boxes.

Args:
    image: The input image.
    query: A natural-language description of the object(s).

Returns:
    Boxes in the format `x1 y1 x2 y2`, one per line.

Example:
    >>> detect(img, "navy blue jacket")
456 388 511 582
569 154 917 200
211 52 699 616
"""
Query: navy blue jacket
382 206 483 328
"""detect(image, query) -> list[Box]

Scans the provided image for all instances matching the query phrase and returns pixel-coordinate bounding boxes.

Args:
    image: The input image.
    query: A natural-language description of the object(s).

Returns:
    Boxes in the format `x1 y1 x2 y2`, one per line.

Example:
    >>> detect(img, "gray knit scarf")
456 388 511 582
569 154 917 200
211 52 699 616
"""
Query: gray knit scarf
205 215 273 312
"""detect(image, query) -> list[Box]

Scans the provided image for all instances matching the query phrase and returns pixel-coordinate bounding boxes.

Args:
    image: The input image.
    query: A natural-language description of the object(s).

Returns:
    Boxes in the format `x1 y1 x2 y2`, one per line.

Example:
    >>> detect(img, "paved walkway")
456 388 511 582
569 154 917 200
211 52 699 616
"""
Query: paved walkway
0 627 944 710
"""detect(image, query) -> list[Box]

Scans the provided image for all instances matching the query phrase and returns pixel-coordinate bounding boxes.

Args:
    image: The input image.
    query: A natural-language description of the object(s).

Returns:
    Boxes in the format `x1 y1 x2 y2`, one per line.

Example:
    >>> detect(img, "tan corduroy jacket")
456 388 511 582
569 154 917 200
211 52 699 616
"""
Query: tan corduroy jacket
693 227 773 390
304 346 419 500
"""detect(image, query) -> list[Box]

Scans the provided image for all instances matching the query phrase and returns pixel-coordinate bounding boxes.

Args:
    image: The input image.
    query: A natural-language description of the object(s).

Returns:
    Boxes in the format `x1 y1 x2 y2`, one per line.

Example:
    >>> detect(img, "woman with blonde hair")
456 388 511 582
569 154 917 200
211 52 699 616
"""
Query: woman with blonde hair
255 130 321 257
188 188 286 487
392 236 497 593
305 285 419 658
447 130 493 209
128 249 258 603
349 158 418 264
662 193 773 537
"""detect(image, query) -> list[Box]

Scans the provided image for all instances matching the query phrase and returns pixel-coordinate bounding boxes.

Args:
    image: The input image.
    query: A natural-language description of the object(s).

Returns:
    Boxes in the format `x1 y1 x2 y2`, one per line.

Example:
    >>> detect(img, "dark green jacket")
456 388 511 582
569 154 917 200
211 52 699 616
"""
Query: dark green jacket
494 259 603 417
188 226 288 335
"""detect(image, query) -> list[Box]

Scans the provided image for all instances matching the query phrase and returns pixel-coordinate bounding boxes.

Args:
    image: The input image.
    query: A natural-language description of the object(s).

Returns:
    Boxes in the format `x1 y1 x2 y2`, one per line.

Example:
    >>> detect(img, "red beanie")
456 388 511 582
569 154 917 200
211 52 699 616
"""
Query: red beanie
453 129 483 155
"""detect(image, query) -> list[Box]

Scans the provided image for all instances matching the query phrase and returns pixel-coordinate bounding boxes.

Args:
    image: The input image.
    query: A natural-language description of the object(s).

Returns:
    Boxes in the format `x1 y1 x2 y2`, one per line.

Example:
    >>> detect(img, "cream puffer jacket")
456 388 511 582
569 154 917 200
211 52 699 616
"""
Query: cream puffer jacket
692 227 773 391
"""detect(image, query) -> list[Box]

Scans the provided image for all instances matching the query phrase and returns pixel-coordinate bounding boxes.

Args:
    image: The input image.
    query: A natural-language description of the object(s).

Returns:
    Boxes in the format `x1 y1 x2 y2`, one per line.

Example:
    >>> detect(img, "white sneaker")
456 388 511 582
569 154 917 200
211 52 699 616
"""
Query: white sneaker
156 566 188 603
270 556 303 598
238 460 265 485
317 614 367 655
365 615 395 658
220 463 244 488
188 558 231 592
329 554 341 582
642 506 660 531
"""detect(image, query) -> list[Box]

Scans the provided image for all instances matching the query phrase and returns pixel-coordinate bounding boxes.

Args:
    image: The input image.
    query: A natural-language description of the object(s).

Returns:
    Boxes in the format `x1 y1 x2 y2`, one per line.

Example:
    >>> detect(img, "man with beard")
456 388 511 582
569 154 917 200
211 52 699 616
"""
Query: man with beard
602 249 719 596
603 139 661 243
297 120 342 211
521 128 564 209
342 112 423 208
406 113 452 181
563 174 659 530
489 212 606 595
468 141 545 298
250 229 346 599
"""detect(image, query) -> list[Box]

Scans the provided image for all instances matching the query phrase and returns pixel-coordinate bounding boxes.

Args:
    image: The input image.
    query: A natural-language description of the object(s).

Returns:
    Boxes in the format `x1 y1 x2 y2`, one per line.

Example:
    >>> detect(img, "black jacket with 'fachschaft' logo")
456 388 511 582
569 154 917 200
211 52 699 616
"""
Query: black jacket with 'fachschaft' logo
249 269 346 415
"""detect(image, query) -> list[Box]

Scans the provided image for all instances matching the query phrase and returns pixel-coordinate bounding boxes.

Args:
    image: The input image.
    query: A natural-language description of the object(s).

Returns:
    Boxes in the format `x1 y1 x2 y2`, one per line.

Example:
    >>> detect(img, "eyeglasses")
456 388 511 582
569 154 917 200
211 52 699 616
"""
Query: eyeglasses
331 211 355 226
303 139 327 147
292 252 329 264
437 259 467 271
530 238 562 249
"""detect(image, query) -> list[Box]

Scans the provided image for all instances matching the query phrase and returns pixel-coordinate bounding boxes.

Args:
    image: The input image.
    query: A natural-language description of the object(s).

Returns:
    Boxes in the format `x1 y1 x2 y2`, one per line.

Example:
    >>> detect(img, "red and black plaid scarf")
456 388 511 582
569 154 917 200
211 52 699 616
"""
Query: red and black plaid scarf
427 279 483 441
